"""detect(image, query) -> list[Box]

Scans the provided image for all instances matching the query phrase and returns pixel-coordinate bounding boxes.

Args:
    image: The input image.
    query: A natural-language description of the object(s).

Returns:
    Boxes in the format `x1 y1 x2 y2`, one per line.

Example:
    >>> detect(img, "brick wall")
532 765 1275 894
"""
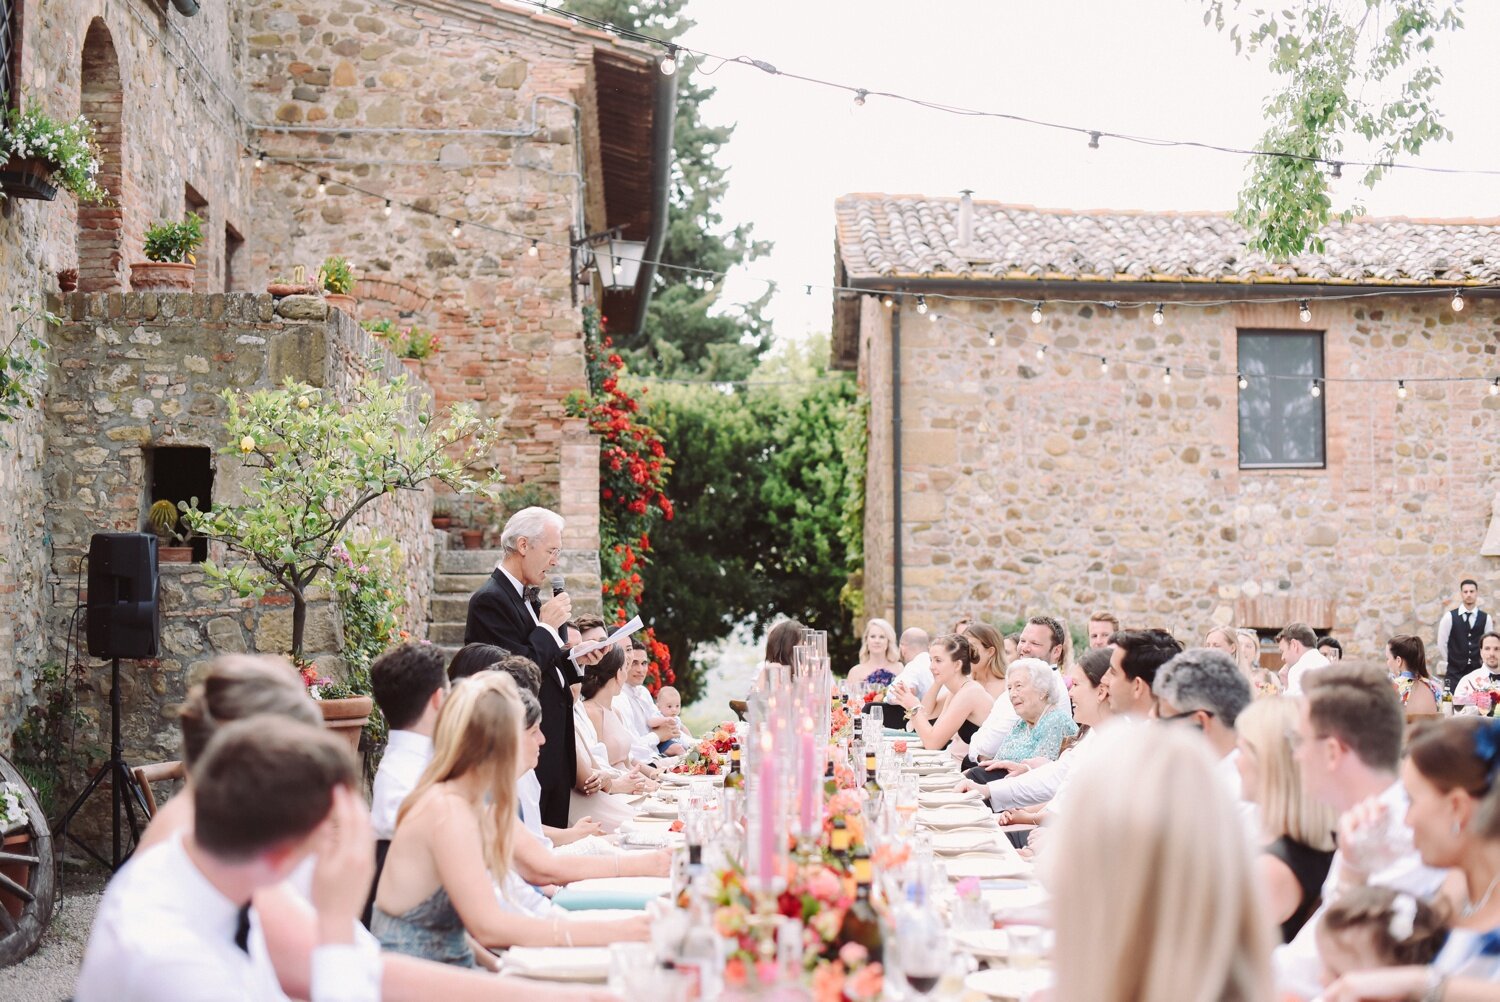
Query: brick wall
862 293 1500 656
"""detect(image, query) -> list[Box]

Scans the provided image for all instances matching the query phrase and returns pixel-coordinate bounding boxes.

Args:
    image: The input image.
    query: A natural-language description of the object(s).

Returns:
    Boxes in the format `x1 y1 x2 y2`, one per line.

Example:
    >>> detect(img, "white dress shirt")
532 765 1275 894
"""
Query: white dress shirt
76 835 379 1002
967 695 1020 762
518 768 551 846
497 564 567 685
612 683 666 763
370 729 433 841
1273 781 1448 1000
1283 648 1331 697
986 734 1080 812
893 652 934 700
1453 664 1500 714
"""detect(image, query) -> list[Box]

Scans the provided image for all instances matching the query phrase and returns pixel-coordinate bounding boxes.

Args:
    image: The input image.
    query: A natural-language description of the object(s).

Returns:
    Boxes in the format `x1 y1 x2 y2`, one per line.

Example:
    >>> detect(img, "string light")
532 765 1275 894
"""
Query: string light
853 89 867 107
1152 303 1164 326
1238 372 1248 389
881 293 894 308
915 295 929 315
1299 300 1312 323
382 199 392 218
1453 289 1466 311
316 176 327 195
1330 162 1343 179
1163 367 1172 385
805 285 812 296
528 239 539 257
451 219 463 239
1099 357 1108 373
1031 302 1043 324
1035 345 1047 360
1088 131 1101 149
659 45 678 76
987 331 996 347
705 279 715 291
928 308 937 323
1491 378 1499 396
1397 380 1408 399
253 150 265 169
1310 378 1322 397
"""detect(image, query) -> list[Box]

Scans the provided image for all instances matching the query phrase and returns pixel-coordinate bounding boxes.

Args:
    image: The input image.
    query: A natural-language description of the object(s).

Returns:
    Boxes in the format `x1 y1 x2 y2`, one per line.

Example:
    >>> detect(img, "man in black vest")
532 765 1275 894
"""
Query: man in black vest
1438 578 1490 695
463 506 577 828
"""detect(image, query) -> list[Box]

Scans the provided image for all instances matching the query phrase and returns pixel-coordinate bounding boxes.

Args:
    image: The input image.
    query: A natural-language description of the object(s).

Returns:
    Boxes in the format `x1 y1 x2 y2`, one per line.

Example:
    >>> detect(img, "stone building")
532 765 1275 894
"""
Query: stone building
0 0 673 743
833 193 1500 657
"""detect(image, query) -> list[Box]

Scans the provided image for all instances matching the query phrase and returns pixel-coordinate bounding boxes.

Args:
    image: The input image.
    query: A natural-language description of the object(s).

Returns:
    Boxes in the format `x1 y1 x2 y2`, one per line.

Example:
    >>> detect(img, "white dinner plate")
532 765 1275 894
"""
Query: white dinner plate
982 884 1050 912
638 800 679 819
964 967 1052 1000
931 829 1005 854
619 817 676 835
944 854 1031 879
951 928 1010 961
918 804 995 829
503 946 611 982
918 774 961 791
919 789 984 807
661 771 726 785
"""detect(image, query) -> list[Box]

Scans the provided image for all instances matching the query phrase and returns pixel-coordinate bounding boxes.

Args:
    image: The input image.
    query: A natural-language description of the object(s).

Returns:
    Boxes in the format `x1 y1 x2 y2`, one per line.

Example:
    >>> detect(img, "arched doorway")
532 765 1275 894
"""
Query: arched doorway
76 19 124 292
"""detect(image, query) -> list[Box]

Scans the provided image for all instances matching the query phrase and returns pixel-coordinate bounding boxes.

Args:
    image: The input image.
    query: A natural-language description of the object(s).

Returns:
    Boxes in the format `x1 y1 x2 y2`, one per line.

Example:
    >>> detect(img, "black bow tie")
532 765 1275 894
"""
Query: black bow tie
233 903 251 953
522 585 540 607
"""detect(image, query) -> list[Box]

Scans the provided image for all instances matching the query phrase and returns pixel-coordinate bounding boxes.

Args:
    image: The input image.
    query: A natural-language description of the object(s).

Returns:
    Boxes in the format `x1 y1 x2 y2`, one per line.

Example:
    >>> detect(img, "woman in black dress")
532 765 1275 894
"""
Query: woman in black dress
889 633 994 749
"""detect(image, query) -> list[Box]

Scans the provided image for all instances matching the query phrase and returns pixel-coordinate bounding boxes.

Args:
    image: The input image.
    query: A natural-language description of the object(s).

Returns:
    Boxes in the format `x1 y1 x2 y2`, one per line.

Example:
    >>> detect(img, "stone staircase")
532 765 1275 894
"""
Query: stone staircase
425 545 604 647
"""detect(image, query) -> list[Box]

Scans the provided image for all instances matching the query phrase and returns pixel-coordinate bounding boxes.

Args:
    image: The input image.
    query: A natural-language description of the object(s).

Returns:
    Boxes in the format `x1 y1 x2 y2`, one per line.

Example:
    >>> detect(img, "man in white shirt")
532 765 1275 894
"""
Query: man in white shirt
369 645 450 843
1454 631 1500 714
1274 662 1447 1000
1151 648 1258 835
894 627 935 698
1277 622 1330 697
1438 579 1491 694
76 717 379 1002
612 638 683 760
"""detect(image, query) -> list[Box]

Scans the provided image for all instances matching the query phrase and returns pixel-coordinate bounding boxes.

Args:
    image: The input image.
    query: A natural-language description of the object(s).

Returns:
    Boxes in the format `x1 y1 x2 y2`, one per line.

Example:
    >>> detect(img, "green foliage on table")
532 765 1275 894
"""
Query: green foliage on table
143 213 205 264
10 661 99 818
183 375 505 655
0 298 58 444
562 0 771 381
1201 0 1463 258
319 256 355 295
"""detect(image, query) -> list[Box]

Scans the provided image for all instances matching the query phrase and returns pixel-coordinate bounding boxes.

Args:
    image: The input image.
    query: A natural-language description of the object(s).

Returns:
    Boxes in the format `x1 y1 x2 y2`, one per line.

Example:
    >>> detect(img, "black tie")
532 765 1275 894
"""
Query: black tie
233 903 252 953
522 585 540 610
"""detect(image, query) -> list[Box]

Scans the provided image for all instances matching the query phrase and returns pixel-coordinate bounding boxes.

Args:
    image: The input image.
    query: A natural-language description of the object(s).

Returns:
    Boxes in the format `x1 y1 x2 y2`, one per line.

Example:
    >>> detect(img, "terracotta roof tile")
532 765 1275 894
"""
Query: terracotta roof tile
834 194 1500 286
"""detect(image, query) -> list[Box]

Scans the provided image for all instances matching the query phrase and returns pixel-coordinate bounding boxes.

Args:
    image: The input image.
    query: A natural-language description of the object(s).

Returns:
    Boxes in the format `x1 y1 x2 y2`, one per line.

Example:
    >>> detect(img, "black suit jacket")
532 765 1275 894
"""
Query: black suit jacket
465 569 578 827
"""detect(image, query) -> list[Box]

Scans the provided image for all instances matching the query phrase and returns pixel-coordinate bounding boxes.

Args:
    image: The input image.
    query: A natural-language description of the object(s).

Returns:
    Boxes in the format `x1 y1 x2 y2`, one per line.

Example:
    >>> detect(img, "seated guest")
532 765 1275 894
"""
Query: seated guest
373 671 648 963
372 645 451 847
1235 697 1337 942
1049 724 1273 1002
1152 648 1254 816
752 617 806 693
888 633 994 749
613 637 684 759
655 685 693 743
1278 621 1330 696
847 616 902 685
1100 628 1184 718
1204 625 1239 658
981 658 1076 768
573 649 656 830
1454 631 1500 716
963 647 1113 823
1086 611 1120 650
963 621 1009 701
1387 633 1440 714
1314 886 1447 990
1014 615 1069 670
1002 631 1020 664
1274 662 1447 1000
77 716 378 1002
1318 637 1345 662
893 627 935 697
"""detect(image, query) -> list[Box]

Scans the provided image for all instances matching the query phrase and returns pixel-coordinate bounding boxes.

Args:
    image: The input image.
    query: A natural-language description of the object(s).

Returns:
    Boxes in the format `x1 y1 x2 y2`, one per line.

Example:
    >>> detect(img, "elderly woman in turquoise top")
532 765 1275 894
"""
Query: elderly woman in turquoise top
994 658 1078 763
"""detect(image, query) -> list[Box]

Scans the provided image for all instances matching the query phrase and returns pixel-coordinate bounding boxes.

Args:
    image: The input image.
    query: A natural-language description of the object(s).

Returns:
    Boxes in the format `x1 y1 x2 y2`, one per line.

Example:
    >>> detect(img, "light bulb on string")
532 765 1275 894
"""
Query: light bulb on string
927 309 937 323
253 150 265 169
1491 378 1499 397
853 89 868 107
1310 379 1322 398
1099 357 1108 373
1452 289 1466 312
705 279 715 292
1397 380 1408 399
528 239 538 257
987 332 996 347
880 293 894 309
1030 302 1043 324
1299 300 1312 324
1035 345 1047 361
1151 304 1164 326
805 285 812 296
1238 372 1248 389
1088 131 1101 149
382 200 393 218
915 295 928 315
316 176 327 195
659 46 678 76
451 220 463 239
1162 367 1172 385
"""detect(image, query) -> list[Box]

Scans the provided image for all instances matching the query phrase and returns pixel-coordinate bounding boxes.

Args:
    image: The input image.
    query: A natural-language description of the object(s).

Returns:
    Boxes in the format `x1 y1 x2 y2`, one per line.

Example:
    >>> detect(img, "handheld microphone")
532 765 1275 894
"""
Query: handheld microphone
550 573 566 597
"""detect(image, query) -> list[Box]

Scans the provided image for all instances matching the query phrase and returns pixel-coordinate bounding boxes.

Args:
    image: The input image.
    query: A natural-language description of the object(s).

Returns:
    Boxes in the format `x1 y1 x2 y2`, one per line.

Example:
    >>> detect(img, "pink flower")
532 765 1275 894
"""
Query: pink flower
838 942 868 967
848 962 883 1000
807 867 842 902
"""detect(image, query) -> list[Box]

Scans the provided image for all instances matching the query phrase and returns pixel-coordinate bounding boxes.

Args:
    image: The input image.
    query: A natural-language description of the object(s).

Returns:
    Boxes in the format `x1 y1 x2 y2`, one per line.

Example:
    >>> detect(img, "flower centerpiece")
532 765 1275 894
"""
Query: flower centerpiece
672 725 736 775
0 102 108 203
861 668 895 706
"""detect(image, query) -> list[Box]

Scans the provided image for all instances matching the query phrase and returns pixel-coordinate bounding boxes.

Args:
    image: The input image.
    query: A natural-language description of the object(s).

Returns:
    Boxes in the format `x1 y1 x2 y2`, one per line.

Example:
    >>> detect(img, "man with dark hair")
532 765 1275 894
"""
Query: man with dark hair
1099 628 1182 717
613 639 683 760
1316 637 1343 662
1273 662 1446 997
370 644 450 844
1276 622 1329 697
76 717 376 1001
1454 631 1500 715
1437 577 1489 694
1015 615 1067 665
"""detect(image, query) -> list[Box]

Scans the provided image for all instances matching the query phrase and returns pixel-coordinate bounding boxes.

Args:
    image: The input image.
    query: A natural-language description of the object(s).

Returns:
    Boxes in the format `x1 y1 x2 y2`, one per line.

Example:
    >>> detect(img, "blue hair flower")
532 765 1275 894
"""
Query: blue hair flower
1474 720 1500 772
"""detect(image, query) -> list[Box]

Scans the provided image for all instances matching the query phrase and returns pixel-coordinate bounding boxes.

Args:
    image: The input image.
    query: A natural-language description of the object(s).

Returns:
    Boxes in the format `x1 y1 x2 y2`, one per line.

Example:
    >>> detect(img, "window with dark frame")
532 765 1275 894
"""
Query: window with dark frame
1237 329 1326 469
146 446 214 563
0 0 21 110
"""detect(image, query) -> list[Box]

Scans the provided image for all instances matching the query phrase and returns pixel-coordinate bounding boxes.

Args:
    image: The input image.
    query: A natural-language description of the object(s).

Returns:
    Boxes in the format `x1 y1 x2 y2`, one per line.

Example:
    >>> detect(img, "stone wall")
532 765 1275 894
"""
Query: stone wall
40 291 434 764
862 294 1500 657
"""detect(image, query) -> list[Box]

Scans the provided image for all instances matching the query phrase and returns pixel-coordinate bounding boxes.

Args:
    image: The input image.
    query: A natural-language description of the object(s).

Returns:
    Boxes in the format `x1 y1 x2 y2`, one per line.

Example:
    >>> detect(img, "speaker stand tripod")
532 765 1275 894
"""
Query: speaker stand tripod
55 657 149 872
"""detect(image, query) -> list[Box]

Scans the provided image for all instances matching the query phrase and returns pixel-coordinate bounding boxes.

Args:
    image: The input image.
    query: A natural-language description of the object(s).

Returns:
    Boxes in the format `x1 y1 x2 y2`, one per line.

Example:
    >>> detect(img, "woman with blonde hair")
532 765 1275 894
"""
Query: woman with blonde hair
962 621 1009 700
1049 724 1272 1002
847 616 901 685
1235 697 1337 942
374 671 646 965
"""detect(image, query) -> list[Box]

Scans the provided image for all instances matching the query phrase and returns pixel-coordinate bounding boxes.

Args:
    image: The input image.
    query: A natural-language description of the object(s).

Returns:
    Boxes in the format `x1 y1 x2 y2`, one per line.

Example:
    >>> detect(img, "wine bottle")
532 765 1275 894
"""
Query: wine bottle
837 850 884 963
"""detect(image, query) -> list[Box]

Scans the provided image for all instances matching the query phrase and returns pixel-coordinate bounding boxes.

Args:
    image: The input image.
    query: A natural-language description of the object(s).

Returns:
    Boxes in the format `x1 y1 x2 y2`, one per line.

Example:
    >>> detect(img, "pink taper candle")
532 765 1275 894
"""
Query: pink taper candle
798 731 817 832
757 756 776 892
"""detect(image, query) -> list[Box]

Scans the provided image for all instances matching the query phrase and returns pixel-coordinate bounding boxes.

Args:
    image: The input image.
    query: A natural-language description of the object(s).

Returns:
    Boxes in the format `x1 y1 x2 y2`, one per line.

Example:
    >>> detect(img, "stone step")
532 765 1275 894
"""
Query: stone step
435 572 492 594
428 622 468 645
429 595 472 623
436 549 503 574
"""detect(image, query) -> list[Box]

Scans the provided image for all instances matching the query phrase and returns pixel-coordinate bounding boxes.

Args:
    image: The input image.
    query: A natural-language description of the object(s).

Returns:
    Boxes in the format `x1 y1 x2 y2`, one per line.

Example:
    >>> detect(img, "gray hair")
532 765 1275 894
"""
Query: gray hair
1153 648 1252 727
1006 657 1064 707
499 506 564 555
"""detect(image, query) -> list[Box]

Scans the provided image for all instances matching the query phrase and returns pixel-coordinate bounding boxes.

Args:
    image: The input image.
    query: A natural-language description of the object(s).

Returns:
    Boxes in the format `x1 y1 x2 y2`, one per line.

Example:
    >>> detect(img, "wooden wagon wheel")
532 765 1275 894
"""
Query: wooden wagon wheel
0 754 56 967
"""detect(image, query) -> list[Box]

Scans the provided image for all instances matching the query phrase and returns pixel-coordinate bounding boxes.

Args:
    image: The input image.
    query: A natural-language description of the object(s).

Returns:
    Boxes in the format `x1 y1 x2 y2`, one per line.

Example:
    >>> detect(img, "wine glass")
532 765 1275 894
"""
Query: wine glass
893 914 949 998
893 774 919 835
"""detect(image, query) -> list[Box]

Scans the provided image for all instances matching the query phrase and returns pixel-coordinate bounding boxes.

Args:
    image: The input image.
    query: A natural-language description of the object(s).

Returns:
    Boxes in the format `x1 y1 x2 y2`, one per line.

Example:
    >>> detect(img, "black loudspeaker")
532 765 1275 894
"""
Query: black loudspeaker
86 533 160 660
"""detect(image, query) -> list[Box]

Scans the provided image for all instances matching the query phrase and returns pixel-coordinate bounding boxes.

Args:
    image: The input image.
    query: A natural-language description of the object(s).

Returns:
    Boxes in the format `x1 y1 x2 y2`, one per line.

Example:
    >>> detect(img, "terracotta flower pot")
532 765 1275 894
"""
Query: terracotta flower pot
158 546 193 563
130 261 195 292
400 357 422 374
431 515 452 530
460 529 484 550
324 293 358 318
0 832 33 924
0 157 58 201
317 695 373 754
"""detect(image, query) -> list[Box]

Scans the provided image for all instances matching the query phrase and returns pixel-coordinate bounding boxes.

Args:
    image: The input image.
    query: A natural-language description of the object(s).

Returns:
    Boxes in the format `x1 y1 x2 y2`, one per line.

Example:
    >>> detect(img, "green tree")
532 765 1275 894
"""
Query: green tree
564 0 771 380
1203 0 1463 259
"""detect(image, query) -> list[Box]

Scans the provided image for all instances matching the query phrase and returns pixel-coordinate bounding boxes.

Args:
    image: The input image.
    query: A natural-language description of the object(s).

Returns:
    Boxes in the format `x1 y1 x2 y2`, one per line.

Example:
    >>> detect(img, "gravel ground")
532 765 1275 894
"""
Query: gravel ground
0 874 105 1002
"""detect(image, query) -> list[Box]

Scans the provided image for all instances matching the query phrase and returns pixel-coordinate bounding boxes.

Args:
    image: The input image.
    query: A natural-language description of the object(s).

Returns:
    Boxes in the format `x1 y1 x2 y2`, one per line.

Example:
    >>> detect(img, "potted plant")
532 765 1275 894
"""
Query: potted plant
146 499 195 562
318 256 357 317
393 326 440 372
131 213 203 292
431 498 452 531
296 659 371 754
361 317 396 338
267 264 319 298
0 102 108 203
459 526 484 549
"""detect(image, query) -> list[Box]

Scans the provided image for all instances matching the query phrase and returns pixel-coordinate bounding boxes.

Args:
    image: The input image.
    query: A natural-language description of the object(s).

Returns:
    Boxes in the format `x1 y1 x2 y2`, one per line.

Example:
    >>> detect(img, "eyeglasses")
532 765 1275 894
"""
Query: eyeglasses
1159 708 1214 725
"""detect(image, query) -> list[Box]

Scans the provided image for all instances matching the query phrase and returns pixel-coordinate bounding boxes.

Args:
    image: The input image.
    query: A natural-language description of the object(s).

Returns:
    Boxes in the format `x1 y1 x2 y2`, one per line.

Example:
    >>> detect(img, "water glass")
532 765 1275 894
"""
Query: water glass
608 942 655 994
1006 924 1048 969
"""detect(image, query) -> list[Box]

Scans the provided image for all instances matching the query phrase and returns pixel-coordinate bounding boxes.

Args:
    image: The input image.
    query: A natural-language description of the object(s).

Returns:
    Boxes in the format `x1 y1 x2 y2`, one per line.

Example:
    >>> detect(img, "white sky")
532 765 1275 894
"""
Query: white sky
676 1 1500 343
